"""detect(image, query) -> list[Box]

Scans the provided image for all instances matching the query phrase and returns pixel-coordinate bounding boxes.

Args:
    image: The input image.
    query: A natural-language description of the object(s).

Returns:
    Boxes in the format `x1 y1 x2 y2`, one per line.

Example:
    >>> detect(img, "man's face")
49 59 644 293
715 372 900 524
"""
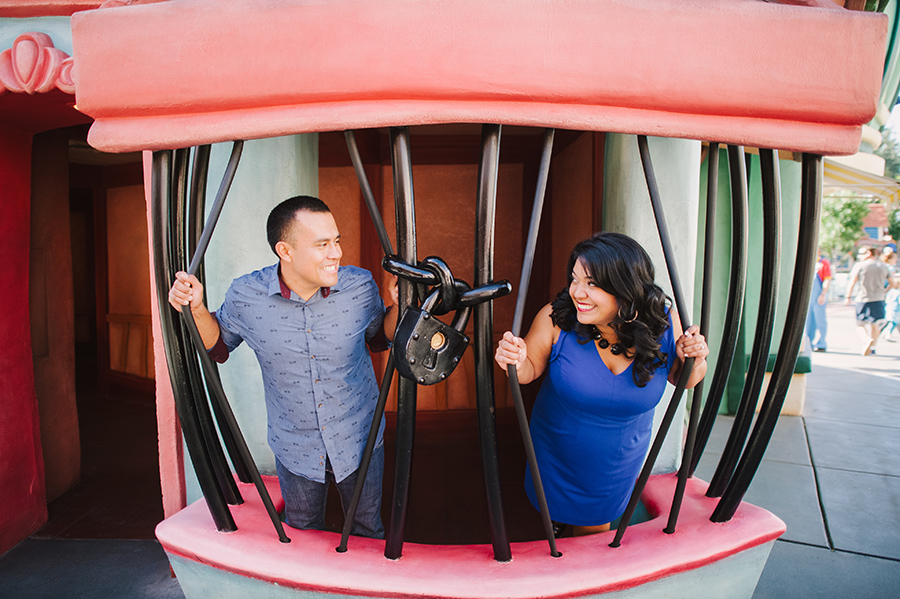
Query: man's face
279 210 342 296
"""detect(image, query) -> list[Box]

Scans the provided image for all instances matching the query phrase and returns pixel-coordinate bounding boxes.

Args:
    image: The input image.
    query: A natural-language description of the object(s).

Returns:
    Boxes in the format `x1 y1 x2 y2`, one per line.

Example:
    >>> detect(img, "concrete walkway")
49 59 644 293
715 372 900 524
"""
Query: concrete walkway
696 302 900 598
1 303 898 598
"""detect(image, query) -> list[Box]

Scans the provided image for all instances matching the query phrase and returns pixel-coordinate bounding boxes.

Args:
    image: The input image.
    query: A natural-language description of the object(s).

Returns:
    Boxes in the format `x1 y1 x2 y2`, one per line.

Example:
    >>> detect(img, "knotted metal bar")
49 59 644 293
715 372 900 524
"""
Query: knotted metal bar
507 128 560 557
150 150 235 532
385 127 418 560
706 148 781 497
474 124 512 562
712 153 822 522
611 135 695 546
689 145 750 476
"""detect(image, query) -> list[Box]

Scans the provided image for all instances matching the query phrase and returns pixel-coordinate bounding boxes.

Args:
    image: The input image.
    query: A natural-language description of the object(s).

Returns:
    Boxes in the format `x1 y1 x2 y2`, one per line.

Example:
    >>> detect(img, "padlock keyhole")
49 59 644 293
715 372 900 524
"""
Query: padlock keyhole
422 332 447 370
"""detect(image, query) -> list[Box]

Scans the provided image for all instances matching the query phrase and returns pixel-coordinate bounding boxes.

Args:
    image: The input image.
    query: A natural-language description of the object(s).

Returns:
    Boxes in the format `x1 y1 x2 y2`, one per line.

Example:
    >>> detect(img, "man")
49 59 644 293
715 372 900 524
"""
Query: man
805 247 831 352
169 196 397 538
844 245 890 356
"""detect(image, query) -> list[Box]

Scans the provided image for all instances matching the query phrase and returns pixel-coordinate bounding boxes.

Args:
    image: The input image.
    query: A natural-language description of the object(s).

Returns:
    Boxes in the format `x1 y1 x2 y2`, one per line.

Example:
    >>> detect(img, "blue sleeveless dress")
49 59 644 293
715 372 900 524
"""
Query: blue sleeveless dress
524 315 676 526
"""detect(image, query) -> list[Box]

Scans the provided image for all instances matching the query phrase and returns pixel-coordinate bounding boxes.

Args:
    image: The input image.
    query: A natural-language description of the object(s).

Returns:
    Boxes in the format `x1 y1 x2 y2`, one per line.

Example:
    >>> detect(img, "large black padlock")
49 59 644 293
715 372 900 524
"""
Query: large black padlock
393 288 471 385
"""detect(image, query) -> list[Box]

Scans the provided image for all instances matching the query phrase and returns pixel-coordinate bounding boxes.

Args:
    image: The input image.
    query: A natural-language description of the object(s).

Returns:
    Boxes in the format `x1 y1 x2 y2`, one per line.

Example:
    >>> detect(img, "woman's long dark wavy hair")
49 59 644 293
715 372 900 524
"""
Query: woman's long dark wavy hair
550 231 670 387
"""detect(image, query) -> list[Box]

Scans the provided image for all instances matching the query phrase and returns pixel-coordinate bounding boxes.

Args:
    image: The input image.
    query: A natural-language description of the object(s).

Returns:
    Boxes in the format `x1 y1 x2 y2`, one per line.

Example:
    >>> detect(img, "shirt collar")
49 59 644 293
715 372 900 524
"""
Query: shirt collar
270 263 332 300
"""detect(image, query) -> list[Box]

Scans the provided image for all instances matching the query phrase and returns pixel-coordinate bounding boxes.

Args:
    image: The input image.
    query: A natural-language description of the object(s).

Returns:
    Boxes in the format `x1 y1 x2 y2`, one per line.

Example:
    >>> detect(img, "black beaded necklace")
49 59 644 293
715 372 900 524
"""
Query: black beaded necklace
591 326 624 356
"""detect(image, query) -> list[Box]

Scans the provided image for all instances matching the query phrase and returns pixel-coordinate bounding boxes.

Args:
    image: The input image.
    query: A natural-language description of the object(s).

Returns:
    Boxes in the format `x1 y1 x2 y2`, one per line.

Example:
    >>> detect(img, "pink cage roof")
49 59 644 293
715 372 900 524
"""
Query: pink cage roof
70 0 887 154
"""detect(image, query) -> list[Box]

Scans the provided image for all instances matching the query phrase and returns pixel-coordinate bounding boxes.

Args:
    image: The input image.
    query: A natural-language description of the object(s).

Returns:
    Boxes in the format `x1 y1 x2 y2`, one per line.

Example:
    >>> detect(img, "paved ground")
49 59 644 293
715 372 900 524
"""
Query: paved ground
695 303 900 598
0 303 897 598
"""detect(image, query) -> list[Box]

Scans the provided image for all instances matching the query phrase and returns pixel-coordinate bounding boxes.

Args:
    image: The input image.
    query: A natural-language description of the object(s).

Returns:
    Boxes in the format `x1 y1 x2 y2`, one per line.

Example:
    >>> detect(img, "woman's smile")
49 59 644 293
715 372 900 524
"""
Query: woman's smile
569 259 618 327
574 300 595 313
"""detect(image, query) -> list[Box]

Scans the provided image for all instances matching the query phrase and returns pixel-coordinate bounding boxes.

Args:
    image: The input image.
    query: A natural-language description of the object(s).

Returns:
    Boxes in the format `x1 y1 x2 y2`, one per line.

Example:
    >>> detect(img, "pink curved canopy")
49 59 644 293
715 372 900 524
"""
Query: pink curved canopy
71 0 886 154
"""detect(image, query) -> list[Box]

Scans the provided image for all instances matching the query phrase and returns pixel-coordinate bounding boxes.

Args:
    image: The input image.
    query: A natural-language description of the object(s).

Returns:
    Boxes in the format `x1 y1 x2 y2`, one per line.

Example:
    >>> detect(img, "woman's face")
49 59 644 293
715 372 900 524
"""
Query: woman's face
569 258 619 329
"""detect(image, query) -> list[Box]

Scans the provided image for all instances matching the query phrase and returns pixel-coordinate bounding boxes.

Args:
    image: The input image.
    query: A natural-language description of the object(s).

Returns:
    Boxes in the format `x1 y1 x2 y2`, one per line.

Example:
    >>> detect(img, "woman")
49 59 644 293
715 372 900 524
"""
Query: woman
495 232 709 536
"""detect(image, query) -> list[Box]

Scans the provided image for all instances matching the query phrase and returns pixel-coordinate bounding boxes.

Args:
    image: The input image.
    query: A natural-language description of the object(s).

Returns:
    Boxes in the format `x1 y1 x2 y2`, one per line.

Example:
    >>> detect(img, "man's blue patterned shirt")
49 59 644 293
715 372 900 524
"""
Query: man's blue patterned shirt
214 264 387 483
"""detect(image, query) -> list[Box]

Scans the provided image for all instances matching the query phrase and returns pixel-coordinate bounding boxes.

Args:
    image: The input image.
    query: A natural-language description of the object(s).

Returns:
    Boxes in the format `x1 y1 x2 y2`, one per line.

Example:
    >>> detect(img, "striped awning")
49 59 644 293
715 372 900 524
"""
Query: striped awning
823 158 900 206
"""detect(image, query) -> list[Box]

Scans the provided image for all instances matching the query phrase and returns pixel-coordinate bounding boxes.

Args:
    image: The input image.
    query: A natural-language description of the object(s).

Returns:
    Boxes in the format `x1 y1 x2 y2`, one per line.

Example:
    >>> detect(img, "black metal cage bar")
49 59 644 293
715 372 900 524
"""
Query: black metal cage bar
150 150 236 532
177 142 291 542
664 141 719 530
474 124 512 562
507 128 560 557
186 144 253 486
345 131 395 256
712 153 822 522
706 148 781 497
690 145 750 476
385 127 418 560
170 148 242 507
611 135 695 546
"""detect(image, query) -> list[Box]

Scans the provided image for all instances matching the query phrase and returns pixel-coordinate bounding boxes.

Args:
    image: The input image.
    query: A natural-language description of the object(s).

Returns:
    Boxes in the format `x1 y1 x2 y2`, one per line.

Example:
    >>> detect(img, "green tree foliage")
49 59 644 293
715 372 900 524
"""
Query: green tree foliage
876 129 900 181
819 195 871 256
888 206 900 242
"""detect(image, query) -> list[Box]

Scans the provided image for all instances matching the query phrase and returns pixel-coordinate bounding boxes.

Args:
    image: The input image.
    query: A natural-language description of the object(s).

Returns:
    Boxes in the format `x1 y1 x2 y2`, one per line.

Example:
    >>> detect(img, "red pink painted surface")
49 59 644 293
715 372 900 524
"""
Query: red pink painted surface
0 32 75 95
71 0 886 154
157 473 785 598
0 127 47 554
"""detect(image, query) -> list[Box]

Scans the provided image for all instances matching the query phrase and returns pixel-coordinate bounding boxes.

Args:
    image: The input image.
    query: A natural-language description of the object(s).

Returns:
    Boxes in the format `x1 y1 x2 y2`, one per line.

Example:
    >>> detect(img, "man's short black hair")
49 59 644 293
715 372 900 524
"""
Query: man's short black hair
266 195 331 255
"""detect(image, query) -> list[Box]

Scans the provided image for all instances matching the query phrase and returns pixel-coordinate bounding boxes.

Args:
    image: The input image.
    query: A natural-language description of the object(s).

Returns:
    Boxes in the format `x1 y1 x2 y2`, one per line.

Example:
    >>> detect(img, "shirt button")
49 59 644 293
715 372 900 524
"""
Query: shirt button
315 379 320 384
311 355 315 359
321 426 325 431
318 404 323 408
307 329 312 333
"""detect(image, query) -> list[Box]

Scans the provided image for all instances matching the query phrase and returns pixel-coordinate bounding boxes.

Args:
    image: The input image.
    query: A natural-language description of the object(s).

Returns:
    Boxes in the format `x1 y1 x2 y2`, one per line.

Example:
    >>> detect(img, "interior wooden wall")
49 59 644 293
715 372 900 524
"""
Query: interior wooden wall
319 127 604 415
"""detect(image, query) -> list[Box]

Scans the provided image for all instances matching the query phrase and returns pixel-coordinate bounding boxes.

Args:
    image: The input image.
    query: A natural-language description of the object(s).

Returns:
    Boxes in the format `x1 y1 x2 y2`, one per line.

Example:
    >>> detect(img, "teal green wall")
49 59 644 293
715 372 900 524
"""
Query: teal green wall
695 150 805 415
0 17 72 52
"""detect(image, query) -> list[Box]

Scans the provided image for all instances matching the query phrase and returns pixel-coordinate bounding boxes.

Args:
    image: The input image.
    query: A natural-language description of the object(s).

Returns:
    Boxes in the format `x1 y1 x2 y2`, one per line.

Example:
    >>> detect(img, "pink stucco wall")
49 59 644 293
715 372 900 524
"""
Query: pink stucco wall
0 125 47 554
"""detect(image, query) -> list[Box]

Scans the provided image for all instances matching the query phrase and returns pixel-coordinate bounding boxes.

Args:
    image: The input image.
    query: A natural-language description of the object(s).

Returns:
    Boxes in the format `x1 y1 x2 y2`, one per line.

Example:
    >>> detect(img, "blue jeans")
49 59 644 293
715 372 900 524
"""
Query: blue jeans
805 277 827 350
275 444 385 539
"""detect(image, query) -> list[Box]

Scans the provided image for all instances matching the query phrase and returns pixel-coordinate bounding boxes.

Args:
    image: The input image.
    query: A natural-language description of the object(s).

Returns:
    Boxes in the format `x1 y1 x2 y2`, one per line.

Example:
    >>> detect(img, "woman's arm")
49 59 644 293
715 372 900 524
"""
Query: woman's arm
495 303 558 384
667 310 709 388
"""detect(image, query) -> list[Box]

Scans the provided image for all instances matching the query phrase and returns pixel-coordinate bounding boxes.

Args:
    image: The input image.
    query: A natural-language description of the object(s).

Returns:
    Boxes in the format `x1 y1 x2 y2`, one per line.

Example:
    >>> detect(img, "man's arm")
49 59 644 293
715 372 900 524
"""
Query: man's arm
168 271 222 349
844 271 858 305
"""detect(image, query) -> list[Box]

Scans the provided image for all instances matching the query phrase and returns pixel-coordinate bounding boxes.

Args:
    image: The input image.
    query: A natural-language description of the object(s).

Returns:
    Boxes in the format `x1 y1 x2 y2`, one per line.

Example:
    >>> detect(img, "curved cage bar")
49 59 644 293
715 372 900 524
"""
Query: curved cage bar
473 124 512 562
385 127 418 560
508 128 560 557
177 142 291 542
667 141 719 527
690 145 750 476
706 148 782 498
150 150 236 533
611 135 695 546
712 153 823 522
171 147 242 507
